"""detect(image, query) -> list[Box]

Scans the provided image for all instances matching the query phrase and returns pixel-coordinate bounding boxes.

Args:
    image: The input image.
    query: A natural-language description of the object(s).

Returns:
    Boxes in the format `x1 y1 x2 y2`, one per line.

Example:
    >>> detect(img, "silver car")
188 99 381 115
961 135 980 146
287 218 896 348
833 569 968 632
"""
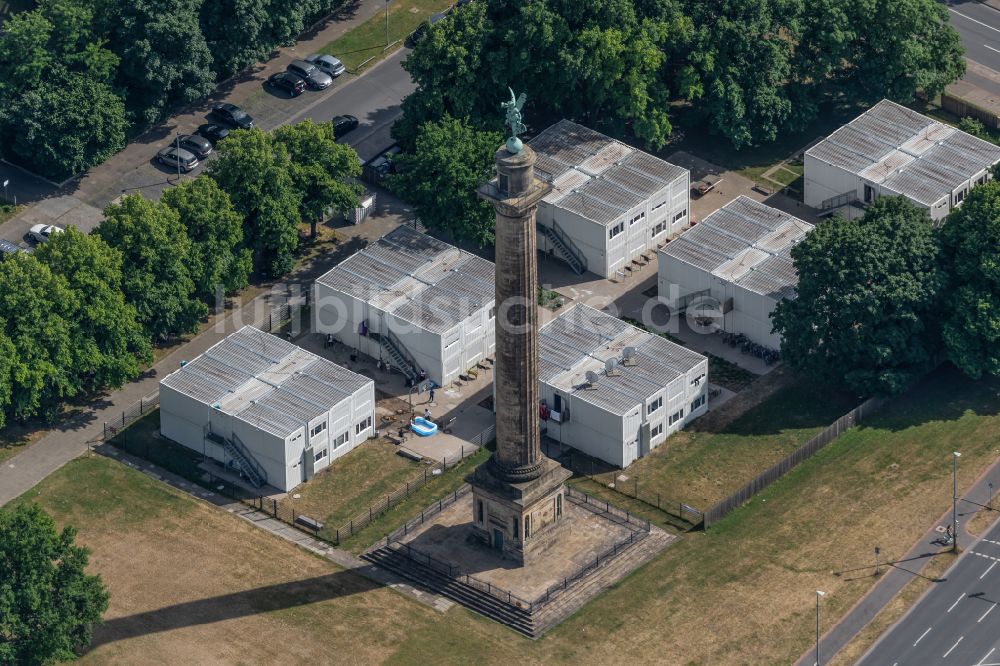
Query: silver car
28 224 64 243
287 59 333 90
305 53 346 78
157 146 199 172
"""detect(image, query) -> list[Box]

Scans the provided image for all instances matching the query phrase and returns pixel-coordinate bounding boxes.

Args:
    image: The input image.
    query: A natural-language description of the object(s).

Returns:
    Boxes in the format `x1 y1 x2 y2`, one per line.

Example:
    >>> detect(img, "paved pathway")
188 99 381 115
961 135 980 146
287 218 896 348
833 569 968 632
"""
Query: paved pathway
793 455 1000 665
96 443 453 613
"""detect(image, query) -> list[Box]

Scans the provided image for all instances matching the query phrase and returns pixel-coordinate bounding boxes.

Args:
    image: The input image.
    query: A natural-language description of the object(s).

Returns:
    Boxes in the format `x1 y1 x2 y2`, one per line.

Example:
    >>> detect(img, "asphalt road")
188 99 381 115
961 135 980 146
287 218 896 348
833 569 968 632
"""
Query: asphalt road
0 46 414 245
859 519 1000 665
946 0 1000 96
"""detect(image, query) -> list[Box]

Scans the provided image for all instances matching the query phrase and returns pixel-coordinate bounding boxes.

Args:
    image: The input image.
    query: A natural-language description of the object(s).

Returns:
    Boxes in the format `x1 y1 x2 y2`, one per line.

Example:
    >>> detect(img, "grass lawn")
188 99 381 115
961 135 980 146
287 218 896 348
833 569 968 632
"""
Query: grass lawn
6 365 1000 664
597 379 859 509
338 444 492 553
706 353 759 392
317 0 454 71
284 438 422 542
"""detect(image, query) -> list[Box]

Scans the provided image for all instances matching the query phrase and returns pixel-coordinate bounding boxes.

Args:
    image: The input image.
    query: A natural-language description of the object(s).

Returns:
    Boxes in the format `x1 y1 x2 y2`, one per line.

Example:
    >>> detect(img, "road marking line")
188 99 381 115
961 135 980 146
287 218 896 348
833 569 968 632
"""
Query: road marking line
976 648 996 666
980 603 997 623
983 561 998 579
982 539 1000 546
915 626 932 646
943 636 963 658
987 44 1000 55
972 551 1000 562
949 8 1000 35
948 593 965 612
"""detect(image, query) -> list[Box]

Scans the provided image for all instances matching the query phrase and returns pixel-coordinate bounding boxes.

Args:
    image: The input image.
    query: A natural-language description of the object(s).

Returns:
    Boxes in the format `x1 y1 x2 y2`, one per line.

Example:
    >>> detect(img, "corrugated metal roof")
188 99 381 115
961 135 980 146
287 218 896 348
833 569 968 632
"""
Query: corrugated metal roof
160 326 372 438
539 304 705 416
658 197 812 300
529 119 688 226
806 99 1000 204
315 225 495 336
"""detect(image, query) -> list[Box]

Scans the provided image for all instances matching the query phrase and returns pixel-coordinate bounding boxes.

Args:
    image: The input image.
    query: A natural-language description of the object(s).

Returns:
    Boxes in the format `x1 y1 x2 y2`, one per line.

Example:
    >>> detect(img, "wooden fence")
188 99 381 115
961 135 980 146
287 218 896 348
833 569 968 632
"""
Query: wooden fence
702 396 886 528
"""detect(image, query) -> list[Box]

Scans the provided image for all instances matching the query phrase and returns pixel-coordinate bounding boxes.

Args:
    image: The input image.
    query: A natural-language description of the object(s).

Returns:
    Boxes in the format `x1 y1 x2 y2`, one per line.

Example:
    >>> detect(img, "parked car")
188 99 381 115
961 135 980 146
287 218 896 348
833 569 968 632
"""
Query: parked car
157 146 199 172
177 134 213 159
266 71 306 97
0 239 27 259
332 114 359 138
287 60 332 90
196 123 230 146
305 53 346 78
210 103 254 130
408 11 448 45
28 224 64 243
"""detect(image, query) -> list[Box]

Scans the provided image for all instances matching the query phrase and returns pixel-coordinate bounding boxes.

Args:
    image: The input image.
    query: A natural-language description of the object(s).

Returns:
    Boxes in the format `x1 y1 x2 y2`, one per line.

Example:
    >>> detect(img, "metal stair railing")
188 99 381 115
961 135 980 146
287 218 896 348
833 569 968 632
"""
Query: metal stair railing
378 329 423 383
537 220 586 274
821 191 859 211
223 432 267 487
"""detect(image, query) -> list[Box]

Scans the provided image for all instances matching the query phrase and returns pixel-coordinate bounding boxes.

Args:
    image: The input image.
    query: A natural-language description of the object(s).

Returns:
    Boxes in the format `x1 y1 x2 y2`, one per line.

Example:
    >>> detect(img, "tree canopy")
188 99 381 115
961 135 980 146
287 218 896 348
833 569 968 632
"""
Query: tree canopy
160 176 253 303
772 197 943 396
938 181 1000 379
97 195 207 341
207 128 302 277
390 116 501 247
272 119 363 238
34 227 152 394
0 503 109 665
393 0 965 151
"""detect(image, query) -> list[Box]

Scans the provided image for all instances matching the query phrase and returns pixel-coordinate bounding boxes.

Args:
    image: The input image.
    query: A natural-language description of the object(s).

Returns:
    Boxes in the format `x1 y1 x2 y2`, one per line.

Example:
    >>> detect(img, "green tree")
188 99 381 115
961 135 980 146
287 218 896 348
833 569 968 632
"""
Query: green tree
104 0 215 125
161 176 252 302
0 329 16 430
97 195 207 341
207 128 301 277
35 227 151 393
200 0 270 78
0 11 54 94
0 254 77 423
3 73 127 180
272 119 363 238
0 504 109 665
938 181 1000 378
772 197 943 396
390 116 501 247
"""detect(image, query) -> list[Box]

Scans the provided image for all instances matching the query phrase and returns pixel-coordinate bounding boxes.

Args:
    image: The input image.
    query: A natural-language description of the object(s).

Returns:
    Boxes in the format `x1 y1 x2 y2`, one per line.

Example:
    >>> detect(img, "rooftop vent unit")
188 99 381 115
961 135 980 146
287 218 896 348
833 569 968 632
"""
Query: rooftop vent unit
622 346 637 366
584 370 600 389
604 358 619 376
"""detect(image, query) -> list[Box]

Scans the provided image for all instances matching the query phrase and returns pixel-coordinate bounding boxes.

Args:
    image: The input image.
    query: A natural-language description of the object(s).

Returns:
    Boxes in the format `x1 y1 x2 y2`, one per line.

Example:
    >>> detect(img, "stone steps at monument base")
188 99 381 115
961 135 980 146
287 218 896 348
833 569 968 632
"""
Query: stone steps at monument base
530 530 673 635
362 547 537 637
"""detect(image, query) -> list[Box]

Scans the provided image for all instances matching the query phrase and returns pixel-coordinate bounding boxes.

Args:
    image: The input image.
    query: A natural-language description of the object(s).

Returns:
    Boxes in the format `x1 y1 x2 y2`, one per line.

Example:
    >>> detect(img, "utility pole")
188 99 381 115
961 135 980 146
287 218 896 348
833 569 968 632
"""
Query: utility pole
874 546 880 576
385 0 390 46
953 451 962 553
990 481 994 512
175 133 181 182
815 590 826 666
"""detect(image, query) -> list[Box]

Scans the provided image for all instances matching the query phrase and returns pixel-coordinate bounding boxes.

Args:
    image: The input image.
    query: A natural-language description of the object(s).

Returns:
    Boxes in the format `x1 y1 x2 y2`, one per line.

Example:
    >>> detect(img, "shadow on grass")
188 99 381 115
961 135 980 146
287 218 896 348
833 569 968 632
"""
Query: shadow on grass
88 568 381 649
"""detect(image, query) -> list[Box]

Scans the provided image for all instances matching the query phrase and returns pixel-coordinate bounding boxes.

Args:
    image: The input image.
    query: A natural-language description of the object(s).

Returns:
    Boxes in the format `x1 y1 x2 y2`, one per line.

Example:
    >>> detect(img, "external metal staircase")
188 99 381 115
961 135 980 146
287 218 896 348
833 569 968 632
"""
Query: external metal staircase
371 329 423 384
820 190 860 210
537 220 586 275
212 430 266 488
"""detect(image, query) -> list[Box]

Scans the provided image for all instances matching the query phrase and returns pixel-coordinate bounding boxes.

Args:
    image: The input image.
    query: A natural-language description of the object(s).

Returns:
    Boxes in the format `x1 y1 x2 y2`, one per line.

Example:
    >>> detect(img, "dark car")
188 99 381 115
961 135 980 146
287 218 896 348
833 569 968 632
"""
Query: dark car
408 11 448 45
287 60 333 90
333 114 359 138
196 123 230 146
177 134 213 159
266 71 306 97
210 103 254 130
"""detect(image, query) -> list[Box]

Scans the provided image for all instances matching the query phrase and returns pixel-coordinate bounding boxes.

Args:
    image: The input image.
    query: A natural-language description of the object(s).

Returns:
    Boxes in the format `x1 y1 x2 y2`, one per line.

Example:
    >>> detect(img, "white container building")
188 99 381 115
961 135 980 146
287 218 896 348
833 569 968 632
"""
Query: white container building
313 224 495 387
159 326 376 492
538 304 708 468
657 197 813 350
529 120 690 278
804 99 1000 221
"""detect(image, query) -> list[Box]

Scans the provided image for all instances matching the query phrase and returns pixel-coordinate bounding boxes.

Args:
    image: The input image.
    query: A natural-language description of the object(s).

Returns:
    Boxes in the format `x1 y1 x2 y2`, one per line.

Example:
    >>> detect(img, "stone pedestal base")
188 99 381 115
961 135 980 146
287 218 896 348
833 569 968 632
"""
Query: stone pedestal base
467 456 572 566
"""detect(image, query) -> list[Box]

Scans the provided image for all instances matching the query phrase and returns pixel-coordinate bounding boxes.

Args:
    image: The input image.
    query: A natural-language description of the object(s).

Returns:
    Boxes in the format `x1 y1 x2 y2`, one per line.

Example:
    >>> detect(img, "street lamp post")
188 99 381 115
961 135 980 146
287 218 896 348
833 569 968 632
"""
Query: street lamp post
385 0 390 46
990 481 994 512
2 179 8 204
953 451 962 553
815 590 826 666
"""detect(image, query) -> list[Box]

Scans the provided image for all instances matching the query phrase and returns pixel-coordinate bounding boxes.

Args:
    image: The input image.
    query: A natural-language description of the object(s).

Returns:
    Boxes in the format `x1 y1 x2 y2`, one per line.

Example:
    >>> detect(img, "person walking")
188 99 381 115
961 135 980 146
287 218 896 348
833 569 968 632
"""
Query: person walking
423 408 432 421
429 387 436 404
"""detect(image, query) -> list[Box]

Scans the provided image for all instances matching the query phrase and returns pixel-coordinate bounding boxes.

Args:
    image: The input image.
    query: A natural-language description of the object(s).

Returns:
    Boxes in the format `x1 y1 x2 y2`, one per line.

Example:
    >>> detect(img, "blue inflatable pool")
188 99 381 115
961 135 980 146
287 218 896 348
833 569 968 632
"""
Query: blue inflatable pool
410 417 438 437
